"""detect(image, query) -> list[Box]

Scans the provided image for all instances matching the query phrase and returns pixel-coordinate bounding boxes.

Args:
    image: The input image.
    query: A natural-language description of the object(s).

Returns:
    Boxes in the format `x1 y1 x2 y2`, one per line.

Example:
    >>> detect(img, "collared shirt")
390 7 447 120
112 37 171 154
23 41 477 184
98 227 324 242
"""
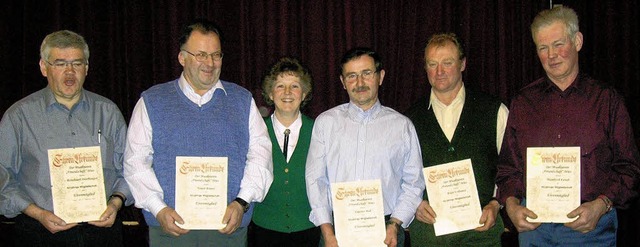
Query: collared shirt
496 74 640 208
124 73 272 217
305 100 425 228
0 87 130 217
429 85 509 153
429 84 509 197
271 113 302 163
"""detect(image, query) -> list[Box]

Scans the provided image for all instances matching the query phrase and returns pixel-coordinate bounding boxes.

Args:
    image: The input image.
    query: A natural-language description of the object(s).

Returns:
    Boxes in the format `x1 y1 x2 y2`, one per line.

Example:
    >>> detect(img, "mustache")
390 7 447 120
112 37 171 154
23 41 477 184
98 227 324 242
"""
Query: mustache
352 86 370 93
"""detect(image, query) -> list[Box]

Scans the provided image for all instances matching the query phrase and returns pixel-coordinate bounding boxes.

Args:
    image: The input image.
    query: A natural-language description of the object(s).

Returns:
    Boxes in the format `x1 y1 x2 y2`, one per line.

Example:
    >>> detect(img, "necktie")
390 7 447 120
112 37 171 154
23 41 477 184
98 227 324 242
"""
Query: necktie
283 129 290 161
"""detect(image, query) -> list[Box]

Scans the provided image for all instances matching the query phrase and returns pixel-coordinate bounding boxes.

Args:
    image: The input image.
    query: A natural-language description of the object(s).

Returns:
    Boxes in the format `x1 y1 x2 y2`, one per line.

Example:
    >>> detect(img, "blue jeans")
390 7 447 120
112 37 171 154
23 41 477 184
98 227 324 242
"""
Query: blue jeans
519 203 617 247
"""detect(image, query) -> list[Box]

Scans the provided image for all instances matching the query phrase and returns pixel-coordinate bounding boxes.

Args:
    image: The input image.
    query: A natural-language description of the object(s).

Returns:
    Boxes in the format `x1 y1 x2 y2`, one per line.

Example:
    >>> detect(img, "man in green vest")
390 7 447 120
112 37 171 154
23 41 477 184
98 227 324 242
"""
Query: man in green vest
405 33 508 246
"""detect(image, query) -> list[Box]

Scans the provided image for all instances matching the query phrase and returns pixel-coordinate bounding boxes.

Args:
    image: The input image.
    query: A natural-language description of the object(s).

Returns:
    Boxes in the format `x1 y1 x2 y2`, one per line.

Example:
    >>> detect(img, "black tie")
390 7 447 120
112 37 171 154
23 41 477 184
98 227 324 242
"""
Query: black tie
283 129 290 161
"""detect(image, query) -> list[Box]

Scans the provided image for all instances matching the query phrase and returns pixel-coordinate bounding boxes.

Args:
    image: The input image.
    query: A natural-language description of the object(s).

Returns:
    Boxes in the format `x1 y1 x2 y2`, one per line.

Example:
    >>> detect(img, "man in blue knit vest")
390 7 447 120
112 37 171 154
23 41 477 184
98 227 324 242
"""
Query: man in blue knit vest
405 33 509 246
124 19 273 246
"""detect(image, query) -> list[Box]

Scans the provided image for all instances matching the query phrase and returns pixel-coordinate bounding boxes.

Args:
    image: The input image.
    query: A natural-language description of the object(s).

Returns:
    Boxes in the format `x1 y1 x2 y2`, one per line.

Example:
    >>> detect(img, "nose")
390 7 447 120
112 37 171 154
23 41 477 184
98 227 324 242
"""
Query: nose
203 56 216 66
548 47 558 58
64 65 76 74
436 64 445 75
355 76 366 86
284 86 291 94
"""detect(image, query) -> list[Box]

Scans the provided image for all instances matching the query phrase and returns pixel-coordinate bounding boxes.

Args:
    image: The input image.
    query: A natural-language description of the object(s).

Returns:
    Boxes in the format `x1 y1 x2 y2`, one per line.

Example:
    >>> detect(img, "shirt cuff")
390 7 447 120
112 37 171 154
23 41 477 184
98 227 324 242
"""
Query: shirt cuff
309 207 333 226
146 196 168 217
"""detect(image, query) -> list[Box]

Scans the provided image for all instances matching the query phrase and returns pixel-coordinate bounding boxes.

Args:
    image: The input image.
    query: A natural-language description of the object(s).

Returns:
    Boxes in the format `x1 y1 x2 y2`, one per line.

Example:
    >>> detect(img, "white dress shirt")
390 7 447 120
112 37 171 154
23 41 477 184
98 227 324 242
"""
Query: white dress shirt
271 113 302 163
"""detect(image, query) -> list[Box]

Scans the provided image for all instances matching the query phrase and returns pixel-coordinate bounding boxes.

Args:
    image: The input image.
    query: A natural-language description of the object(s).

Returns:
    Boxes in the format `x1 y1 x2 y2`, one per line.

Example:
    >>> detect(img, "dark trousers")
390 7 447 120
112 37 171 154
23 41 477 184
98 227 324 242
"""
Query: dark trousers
13 213 123 247
249 221 320 247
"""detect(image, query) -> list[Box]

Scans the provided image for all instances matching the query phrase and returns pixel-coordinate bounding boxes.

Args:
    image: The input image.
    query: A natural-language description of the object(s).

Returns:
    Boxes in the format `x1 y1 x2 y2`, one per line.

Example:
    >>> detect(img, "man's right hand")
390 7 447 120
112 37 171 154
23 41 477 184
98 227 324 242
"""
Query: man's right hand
320 223 339 247
505 196 541 232
156 207 189 236
23 204 77 234
415 200 437 224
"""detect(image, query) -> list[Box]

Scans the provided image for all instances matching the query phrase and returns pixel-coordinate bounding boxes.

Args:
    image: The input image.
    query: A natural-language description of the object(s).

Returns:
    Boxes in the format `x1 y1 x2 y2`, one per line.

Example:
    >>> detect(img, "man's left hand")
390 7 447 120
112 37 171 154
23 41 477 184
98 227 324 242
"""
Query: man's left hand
475 199 500 232
383 218 402 247
564 198 608 233
88 196 122 227
219 201 244 235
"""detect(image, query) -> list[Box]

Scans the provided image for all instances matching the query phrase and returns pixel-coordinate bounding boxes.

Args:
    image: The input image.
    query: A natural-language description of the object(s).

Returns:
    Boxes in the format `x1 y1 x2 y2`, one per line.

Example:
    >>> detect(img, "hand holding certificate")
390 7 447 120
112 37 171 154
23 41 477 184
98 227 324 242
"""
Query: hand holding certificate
174 156 228 229
526 147 580 223
48 146 106 223
331 179 386 247
423 159 483 236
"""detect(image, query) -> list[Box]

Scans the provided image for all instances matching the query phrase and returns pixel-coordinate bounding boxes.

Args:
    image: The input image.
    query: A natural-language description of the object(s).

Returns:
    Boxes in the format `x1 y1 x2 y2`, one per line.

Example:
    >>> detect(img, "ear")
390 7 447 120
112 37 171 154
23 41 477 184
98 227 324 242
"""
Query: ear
269 92 274 101
39 59 48 77
340 75 347 89
460 58 467 72
178 51 186 66
378 69 385 86
574 32 584 52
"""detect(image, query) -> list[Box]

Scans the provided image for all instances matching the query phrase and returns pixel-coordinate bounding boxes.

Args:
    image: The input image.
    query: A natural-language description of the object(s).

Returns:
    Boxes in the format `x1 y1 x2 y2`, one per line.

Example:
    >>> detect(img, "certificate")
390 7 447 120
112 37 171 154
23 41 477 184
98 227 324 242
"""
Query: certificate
175 156 228 229
423 159 482 236
48 146 106 223
526 147 580 223
331 179 386 247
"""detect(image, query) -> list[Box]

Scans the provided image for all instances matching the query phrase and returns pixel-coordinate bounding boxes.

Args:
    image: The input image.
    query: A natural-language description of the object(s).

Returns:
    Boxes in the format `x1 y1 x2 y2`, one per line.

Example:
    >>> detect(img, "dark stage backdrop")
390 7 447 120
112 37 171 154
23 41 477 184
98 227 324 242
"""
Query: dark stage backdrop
1 0 639 246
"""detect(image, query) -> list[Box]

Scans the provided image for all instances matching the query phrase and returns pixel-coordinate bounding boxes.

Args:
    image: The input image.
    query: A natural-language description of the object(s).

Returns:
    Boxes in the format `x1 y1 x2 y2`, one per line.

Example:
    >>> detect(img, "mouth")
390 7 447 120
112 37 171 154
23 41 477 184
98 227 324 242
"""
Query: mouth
64 78 76 86
548 61 562 69
281 98 295 103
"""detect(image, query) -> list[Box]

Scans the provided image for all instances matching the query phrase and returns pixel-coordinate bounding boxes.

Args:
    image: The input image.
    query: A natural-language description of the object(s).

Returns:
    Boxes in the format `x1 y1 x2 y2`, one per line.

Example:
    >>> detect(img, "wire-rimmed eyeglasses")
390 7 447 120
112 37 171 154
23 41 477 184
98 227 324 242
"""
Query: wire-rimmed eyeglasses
182 50 224 62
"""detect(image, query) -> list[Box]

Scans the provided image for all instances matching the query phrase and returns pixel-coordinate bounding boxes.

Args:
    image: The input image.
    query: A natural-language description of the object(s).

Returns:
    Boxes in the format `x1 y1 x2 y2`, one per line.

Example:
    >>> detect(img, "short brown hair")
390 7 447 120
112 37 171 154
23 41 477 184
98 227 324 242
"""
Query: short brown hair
261 57 313 107
424 33 465 60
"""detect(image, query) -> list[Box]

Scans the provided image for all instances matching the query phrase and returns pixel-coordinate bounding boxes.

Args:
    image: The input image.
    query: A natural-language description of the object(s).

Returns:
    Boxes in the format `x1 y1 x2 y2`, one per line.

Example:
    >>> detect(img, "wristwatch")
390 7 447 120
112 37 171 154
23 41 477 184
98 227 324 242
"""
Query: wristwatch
386 220 402 232
234 197 250 213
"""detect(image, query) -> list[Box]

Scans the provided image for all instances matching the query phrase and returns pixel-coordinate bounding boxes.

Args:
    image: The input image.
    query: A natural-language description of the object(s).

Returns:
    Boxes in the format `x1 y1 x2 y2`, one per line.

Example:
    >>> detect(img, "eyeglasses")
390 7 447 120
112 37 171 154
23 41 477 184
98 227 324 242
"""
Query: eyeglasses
343 69 377 82
45 60 87 70
182 50 224 62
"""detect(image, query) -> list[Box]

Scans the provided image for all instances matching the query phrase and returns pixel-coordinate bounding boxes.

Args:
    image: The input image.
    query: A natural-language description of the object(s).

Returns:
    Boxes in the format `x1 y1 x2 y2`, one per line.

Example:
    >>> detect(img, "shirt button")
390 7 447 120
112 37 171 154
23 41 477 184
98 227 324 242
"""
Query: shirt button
447 146 455 152
284 180 289 185
557 134 561 139
71 132 76 135
284 168 289 173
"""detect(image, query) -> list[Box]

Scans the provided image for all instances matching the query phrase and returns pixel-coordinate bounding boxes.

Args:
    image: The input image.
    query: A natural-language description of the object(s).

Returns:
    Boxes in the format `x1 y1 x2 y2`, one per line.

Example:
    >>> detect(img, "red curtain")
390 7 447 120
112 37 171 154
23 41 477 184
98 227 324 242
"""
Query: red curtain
1 0 639 245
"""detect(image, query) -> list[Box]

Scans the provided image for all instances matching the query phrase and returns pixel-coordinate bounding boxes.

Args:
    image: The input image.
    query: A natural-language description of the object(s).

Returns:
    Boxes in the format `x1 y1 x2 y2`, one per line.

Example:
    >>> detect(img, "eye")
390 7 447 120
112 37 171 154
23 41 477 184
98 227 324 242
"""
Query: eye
196 53 208 60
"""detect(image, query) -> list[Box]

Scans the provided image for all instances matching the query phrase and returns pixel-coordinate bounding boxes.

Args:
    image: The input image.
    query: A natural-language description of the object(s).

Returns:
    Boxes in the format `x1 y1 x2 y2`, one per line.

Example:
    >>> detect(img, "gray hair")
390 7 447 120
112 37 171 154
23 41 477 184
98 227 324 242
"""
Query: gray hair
531 6 580 43
40 30 90 63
